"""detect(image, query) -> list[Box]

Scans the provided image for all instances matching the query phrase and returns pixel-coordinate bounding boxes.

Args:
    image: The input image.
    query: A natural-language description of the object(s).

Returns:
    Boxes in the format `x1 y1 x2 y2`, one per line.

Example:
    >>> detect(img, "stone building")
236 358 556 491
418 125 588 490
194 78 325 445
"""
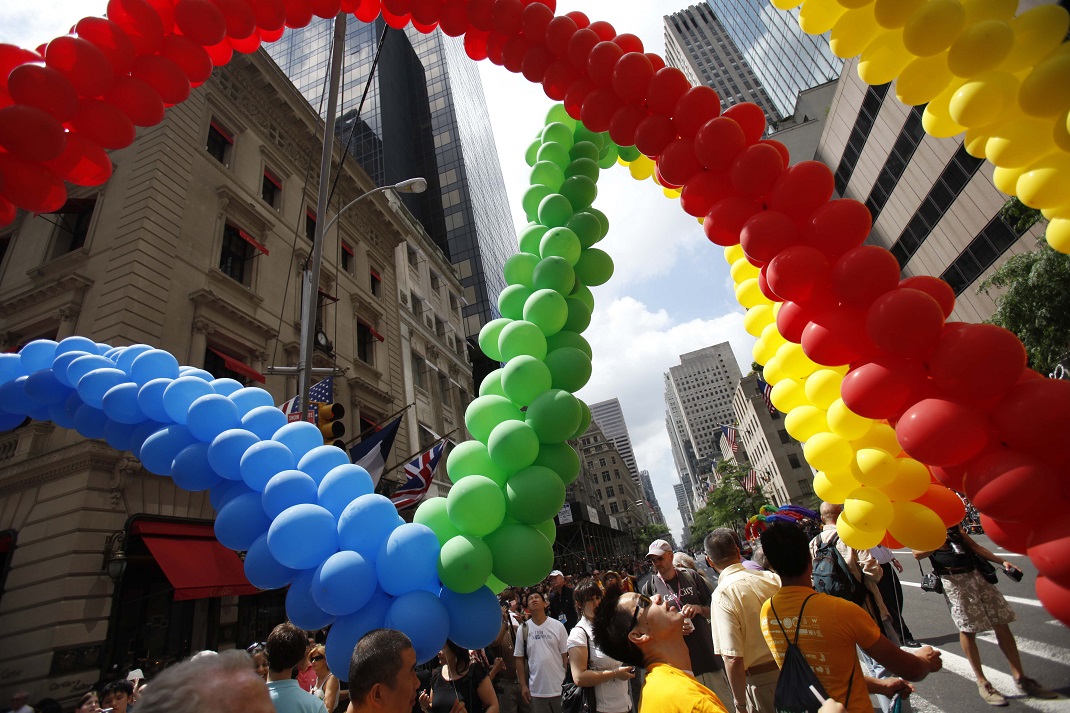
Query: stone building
574 423 649 531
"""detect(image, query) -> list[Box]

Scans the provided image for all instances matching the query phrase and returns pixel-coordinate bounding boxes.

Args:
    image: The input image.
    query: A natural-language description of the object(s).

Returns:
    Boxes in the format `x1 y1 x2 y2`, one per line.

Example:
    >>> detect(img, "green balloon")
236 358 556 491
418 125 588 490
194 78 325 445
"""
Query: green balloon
485 523 553 586
530 161 565 192
565 212 602 249
565 157 599 182
537 142 571 169
498 284 533 320
506 465 566 524
546 104 576 130
522 184 553 223
570 283 595 312
478 318 511 361
498 320 547 361
598 142 619 169
525 138 541 167
414 497 462 546
532 256 576 294
502 355 552 407
575 248 614 286
542 122 574 150
479 368 507 398
486 573 508 594
518 224 549 255
546 330 592 360
488 420 540 472
445 440 510 487
544 346 592 393
523 289 568 337
533 518 558 545
560 175 597 211
569 140 600 163
589 208 610 240
562 297 592 333
439 534 494 594
538 194 573 228
574 126 604 150
526 389 581 443
618 144 641 161
503 252 539 287
533 442 580 486
447 474 507 536
571 399 592 440
540 227 581 265
465 395 524 444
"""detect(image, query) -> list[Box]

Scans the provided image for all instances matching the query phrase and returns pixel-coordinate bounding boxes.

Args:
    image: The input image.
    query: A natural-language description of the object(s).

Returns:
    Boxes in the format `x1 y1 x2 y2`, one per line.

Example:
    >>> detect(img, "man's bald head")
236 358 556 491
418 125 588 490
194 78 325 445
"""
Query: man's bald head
819 501 842 524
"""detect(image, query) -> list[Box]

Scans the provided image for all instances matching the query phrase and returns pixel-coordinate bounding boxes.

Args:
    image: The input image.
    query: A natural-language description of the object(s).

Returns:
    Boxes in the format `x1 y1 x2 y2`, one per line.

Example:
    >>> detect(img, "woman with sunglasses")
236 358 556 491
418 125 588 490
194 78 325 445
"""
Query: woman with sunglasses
418 639 499 713
308 645 338 712
247 643 269 682
568 577 636 713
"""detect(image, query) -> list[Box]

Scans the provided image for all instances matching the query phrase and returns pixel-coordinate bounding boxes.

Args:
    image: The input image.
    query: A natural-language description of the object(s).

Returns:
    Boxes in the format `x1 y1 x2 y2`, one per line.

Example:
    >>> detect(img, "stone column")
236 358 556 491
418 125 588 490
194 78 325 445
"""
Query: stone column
189 319 214 368
55 306 80 341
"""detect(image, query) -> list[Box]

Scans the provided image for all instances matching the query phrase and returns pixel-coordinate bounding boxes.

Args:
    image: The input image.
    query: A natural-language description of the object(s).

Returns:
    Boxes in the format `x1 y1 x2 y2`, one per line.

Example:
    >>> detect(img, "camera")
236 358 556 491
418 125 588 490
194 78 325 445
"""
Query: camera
1003 566 1024 582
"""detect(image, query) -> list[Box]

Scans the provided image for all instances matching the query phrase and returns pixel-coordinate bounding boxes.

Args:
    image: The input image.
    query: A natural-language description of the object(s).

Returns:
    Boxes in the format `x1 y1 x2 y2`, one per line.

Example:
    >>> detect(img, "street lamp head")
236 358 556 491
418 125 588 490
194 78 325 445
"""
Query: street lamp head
393 177 428 194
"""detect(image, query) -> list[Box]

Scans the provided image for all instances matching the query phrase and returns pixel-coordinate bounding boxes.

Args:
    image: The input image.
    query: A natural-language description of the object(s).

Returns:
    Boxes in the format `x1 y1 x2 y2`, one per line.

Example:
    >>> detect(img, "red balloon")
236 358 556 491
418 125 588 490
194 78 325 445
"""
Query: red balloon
897 398 991 467
562 77 592 120
311 0 343 17
229 28 263 53
411 19 439 33
567 28 600 70
381 6 411 28
0 152 67 213
930 464 967 491
501 36 530 73
464 30 490 61
541 60 577 100
607 103 648 148
754 265 775 302
929 324 1026 404
147 0 177 33
867 288 945 360
768 160 835 221
980 514 1030 553
176 0 229 44
108 0 166 56
7 64 78 122
587 20 615 41
545 16 577 57
491 0 523 36
612 52 653 105
1030 521 1070 588
0 47 43 97
284 0 315 27
703 196 761 247
75 18 136 75
485 31 508 65
646 67 689 116
766 246 829 303
0 106 67 162
964 448 1057 522
564 10 589 28
1036 576 1070 627
841 356 929 419
695 116 746 171
679 169 732 218
673 86 720 138
42 131 112 186
722 102 765 143
990 378 1070 459
915 484 967 527
213 0 258 38
654 162 682 190
613 33 643 54
467 0 493 30
68 98 136 150
730 142 783 198
587 41 623 86
806 198 872 259
105 75 165 126
162 35 214 86
645 53 665 72
776 301 809 344
633 114 674 157
760 139 790 166
656 138 703 188
45 36 115 98
132 54 191 105
204 38 235 66
520 44 553 82
831 246 901 308
520 2 552 42
740 210 797 265
579 87 620 133
250 0 288 30
801 305 873 366
437 0 467 34
899 276 955 318
382 0 410 16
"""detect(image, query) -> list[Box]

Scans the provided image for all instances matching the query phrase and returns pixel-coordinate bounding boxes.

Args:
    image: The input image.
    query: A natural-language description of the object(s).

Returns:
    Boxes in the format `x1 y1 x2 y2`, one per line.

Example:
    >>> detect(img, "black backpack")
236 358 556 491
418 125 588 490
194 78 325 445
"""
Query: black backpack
811 534 867 606
770 594 854 713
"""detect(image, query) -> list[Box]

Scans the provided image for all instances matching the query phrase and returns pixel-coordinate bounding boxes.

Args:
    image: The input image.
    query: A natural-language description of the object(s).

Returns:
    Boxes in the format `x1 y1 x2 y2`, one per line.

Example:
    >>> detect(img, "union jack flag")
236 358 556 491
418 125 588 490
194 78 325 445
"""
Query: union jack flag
279 378 334 422
720 425 738 453
391 441 445 510
755 377 776 416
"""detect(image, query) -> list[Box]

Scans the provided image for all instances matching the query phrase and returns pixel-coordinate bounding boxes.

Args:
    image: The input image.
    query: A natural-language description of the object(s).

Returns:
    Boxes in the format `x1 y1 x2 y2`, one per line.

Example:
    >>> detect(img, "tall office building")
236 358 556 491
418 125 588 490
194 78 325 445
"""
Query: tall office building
266 20 514 380
664 343 744 512
589 398 641 484
639 470 665 525
673 482 693 529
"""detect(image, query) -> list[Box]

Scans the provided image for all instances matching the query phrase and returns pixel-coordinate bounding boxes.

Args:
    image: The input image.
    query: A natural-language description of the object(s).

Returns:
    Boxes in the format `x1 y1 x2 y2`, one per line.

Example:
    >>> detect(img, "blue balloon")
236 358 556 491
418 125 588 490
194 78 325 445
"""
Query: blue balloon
162 376 214 424
137 378 174 423
172 442 223 492
24 369 72 405
272 421 323 461
286 568 336 631
187 394 241 442
240 440 296 492
338 494 399 562
73 404 109 440
103 419 140 452
0 377 31 415
262 469 319 519
440 587 502 650
242 405 289 440
318 464 374 519
130 349 180 386
298 445 351 484
385 590 450 664
0 410 26 431
95 342 113 355
376 523 441 596
115 344 154 374
0 354 27 385
103 347 124 361
51 351 92 387
230 387 274 416
209 479 253 511
48 399 77 429
20 339 58 373
77 368 128 409
66 355 114 390
207 428 260 481
181 368 215 381
102 382 147 424
27 403 51 421
211 378 244 396
214 492 271 551
312 550 377 616
244 533 299 590
325 591 393 681
139 424 197 475
267 503 339 570
129 420 166 459
55 336 99 358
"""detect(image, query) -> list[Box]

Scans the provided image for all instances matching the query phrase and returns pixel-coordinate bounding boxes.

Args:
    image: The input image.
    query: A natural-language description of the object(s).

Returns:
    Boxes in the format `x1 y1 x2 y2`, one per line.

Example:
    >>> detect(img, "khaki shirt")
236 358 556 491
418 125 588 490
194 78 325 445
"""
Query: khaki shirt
810 525 890 622
709 563 782 666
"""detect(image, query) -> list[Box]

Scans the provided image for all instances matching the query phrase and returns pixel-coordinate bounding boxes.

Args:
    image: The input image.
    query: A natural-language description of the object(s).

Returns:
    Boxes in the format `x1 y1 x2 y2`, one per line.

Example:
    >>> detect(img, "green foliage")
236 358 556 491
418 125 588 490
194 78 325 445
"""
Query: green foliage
978 241 1070 376
686 461 761 551
998 197 1044 235
636 523 671 547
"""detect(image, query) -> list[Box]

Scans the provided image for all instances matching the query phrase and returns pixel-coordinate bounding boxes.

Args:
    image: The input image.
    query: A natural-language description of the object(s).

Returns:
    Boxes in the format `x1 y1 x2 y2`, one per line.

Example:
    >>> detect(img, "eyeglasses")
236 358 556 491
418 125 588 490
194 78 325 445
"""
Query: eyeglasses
629 594 652 631
309 655 325 663
246 642 266 652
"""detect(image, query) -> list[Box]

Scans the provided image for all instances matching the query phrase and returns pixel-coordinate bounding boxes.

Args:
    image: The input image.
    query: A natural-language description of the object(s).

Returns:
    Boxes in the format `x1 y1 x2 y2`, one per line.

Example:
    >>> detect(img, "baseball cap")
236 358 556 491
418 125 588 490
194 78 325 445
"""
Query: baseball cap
549 570 564 578
646 539 673 558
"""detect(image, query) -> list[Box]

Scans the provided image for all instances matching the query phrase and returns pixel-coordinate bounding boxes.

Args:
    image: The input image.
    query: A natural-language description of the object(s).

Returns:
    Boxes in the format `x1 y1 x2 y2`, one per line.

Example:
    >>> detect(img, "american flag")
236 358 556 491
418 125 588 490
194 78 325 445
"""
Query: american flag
391 441 445 510
720 425 738 453
742 469 759 494
755 377 776 416
279 378 334 422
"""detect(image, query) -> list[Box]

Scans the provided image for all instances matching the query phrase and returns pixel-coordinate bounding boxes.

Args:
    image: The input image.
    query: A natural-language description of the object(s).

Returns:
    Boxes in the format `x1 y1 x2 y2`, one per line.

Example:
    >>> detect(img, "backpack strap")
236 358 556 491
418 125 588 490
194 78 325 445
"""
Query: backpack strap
794 593 818 646
769 592 818 645
843 661 856 706
521 621 528 658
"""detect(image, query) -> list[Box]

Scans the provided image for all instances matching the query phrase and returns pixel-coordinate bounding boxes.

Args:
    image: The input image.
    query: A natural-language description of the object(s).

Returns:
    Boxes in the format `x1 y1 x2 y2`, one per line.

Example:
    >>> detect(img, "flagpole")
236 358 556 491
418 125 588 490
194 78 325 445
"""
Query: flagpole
343 401 416 448
379 429 458 480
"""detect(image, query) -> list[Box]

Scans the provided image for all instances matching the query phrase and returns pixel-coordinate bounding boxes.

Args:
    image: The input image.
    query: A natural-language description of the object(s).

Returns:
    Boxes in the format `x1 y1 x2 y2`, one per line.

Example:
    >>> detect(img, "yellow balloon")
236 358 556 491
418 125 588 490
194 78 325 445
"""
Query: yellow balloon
663 187 681 199
770 378 809 413
786 405 831 442
986 116 1057 168
1018 50 1070 119
874 0 923 29
731 257 761 284
804 432 855 473
947 20 1014 78
1041 205 1070 221
896 52 954 106
736 278 773 309
880 458 932 501
772 0 804 9
799 0 848 35
1001 5 1070 73
724 244 745 264
1046 218 1070 254
829 363 850 376
804 369 844 410
903 0 965 57
888 502 947 550
827 398 874 441
814 472 853 504
963 0 1016 24
948 71 1018 128
830 5 881 59
963 127 989 159
1053 112 1070 154
777 342 818 380
753 337 777 366
1017 152 1070 210
629 155 654 180
836 512 885 549
991 164 1026 195
851 422 901 454
922 83 967 138
857 29 914 86
744 304 775 337
826 465 863 490
761 323 788 353
844 487 894 532
854 448 898 487
835 0 874 9
763 354 789 385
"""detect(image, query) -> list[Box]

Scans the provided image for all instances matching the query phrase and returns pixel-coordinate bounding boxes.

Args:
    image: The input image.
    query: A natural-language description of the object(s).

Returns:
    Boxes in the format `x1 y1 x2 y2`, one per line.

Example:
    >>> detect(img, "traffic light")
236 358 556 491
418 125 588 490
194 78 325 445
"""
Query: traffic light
315 402 346 448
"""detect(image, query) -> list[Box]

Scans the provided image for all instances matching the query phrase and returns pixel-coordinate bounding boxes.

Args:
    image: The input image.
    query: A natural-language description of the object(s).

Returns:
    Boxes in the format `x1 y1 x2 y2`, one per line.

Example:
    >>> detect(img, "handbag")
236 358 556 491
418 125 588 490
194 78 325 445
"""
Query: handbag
562 628 597 713
973 554 999 584
918 561 943 594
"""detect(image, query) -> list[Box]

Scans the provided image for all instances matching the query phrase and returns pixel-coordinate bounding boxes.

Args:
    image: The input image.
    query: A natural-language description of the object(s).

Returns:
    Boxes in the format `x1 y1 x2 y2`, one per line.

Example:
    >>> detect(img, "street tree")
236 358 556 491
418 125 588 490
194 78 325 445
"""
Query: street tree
686 461 761 550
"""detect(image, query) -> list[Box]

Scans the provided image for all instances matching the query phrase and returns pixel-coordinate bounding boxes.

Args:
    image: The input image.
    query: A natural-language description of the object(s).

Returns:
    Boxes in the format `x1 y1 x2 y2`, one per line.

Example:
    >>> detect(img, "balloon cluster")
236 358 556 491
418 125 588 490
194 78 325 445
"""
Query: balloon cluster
743 504 819 541
0 336 504 672
776 0 1070 254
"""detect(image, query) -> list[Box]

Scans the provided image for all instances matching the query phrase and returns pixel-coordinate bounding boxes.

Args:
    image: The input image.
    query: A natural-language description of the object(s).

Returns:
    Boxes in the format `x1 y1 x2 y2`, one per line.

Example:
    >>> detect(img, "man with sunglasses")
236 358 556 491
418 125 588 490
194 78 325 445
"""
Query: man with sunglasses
590 589 729 712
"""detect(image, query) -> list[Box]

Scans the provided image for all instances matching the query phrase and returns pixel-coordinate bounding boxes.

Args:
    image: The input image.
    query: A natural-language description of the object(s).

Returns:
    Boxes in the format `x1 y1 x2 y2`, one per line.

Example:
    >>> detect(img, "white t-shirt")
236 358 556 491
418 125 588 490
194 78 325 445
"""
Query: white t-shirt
514 616 568 698
567 618 631 713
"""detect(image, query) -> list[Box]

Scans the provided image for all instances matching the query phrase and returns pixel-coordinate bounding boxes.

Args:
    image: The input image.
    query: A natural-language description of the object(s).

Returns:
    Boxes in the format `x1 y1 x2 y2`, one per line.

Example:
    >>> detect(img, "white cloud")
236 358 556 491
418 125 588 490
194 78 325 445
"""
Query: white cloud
0 2 107 47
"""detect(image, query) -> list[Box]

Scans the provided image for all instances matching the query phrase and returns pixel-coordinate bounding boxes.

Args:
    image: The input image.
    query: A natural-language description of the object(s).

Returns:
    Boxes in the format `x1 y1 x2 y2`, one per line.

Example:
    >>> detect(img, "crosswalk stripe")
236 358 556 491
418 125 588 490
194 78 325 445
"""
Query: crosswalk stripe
929 647 1070 712
909 695 945 713
977 633 1070 667
892 549 1026 558
899 580 1043 608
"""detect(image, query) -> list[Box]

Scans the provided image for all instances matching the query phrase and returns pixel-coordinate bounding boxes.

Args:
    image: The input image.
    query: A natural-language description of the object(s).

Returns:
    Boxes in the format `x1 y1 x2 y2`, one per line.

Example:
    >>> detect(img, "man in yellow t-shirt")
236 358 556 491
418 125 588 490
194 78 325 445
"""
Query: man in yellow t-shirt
758 522 943 713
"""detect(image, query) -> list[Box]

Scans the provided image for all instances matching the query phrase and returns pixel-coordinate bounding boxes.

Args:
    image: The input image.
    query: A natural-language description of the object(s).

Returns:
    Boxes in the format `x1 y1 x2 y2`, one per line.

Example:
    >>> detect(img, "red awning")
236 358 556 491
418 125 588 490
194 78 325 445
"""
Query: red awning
318 288 339 305
237 228 269 256
370 268 381 281
131 521 257 601
208 348 266 383
341 242 353 256
359 321 385 342
210 120 234 144
264 171 282 190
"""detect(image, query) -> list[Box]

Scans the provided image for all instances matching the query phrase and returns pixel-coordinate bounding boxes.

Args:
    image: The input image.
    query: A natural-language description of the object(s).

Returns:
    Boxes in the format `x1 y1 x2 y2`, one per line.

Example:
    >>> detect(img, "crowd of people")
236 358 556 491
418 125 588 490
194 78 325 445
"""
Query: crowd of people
10 505 1060 713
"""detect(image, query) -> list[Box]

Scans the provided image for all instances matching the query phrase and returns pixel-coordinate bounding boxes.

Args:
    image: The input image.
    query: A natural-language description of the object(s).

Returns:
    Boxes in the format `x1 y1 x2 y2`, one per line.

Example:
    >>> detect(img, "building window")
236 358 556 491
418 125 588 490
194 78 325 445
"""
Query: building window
606 486 614 498
788 453 802 469
833 83 890 195
407 245 419 268
940 212 1025 295
602 472 611 483
438 373 451 407
370 268 382 297
598 457 607 467
430 271 441 290
305 208 317 242
418 423 436 450
218 223 256 286
207 120 234 165
610 502 619 514
412 351 427 390
261 170 281 208
341 242 353 274
49 198 96 259
357 322 377 365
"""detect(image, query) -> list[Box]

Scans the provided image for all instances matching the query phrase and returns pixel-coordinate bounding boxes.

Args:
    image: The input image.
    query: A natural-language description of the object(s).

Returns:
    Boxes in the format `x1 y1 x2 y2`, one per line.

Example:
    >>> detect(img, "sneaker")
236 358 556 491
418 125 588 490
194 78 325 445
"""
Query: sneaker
1017 677 1059 699
979 682 1008 707
903 638 923 648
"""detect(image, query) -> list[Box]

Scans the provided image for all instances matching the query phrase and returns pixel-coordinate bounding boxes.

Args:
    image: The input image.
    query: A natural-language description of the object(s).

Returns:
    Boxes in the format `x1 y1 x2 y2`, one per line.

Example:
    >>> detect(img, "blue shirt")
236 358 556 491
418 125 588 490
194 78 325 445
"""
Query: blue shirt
267 679 327 713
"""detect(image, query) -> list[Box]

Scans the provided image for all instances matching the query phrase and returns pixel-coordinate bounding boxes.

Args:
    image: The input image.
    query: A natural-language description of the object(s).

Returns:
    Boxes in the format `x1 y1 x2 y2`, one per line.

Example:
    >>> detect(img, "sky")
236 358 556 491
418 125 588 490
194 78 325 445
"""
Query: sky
0 0 757 545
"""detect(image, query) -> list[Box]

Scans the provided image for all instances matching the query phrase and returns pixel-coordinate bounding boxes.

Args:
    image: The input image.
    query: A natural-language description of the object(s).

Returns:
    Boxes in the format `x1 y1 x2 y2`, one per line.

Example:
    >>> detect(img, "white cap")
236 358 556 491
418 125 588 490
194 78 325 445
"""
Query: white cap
646 539 673 558
549 570 564 578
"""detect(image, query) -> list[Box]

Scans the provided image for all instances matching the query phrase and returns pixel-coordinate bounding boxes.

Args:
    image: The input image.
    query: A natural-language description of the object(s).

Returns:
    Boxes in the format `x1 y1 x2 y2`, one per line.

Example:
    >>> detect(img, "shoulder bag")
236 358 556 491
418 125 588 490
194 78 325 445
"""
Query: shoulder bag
562 628 597 713
918 560 943 594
